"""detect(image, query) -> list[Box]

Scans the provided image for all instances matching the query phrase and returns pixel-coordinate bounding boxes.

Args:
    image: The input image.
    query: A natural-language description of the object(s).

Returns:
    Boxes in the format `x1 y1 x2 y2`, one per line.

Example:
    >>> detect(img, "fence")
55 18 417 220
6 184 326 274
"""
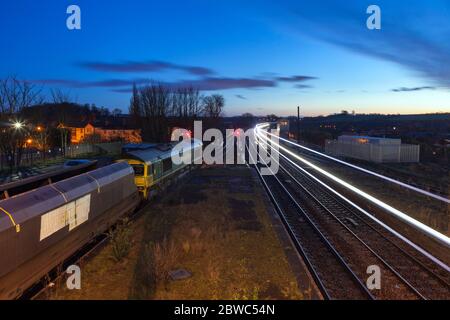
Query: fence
0 142 123 170
324 140 420 163
66 142 122 157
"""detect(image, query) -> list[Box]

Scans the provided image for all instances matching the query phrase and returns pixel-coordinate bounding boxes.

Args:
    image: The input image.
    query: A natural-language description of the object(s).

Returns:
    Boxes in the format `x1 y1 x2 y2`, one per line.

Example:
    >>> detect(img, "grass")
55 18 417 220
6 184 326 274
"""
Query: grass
49 166 309 300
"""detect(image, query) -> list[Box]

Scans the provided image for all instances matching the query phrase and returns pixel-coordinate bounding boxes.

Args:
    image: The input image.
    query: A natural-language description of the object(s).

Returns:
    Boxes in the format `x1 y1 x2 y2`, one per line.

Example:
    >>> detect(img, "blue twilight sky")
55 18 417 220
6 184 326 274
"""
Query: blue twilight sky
1 0 449 116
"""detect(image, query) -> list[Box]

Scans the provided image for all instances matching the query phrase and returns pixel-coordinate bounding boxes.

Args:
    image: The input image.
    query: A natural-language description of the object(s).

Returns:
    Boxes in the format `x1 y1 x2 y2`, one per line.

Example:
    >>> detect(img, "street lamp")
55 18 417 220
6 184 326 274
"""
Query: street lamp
13 121 23 130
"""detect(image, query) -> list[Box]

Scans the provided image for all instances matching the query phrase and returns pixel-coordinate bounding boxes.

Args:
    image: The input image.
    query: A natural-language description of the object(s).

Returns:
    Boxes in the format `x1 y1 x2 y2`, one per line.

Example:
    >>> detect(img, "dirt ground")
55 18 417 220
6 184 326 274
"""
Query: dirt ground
45 166 313 300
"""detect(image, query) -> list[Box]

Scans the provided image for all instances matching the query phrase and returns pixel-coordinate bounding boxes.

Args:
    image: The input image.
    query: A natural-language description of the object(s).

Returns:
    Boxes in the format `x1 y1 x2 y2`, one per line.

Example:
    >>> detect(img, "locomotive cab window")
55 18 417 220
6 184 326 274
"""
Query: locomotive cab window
131 164 145 176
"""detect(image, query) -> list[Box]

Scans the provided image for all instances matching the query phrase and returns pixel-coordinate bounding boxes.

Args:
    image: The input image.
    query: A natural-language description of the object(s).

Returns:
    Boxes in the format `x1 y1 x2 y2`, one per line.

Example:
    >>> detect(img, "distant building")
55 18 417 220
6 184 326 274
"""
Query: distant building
277 119 290 136
67 122 142 144
325 135 420 163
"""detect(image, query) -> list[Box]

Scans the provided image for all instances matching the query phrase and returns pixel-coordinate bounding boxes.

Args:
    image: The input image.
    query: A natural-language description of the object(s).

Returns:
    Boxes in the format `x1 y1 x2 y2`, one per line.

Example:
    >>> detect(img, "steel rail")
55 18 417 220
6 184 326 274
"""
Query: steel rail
248 143 375 300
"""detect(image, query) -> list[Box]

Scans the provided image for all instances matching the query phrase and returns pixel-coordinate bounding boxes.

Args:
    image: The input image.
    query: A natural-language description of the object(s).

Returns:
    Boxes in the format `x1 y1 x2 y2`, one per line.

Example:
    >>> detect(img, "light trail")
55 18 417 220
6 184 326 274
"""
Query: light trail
255 136 450 271
255 129 450 248
255 124 450 205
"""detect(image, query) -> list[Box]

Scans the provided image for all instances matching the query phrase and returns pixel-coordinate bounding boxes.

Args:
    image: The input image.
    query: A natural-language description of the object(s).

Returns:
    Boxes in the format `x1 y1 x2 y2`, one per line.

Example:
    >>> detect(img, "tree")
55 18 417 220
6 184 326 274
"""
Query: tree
51 88 73 156
170 86 203 132
171 86 203 118
129 82 171 142
112 108 122 117
0 76 43 168
129 83 141 116
202 94 224 118
266 114 279 122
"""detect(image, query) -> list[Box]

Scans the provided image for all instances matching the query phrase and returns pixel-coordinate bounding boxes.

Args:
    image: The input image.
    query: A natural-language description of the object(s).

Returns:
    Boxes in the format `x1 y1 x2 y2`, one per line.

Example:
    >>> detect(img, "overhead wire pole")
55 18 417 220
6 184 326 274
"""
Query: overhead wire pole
297 106 300 143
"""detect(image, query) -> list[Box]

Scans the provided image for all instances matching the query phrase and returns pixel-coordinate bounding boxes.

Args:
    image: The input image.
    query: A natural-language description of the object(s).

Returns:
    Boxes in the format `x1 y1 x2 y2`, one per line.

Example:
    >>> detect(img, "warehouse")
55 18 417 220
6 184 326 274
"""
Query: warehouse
325 135 420 163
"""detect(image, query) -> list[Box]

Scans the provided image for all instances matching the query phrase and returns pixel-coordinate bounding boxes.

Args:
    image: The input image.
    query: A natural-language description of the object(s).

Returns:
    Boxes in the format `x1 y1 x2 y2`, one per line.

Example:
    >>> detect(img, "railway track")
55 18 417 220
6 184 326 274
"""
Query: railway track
249 147 374 299
278 154 450 300
252 139 450 299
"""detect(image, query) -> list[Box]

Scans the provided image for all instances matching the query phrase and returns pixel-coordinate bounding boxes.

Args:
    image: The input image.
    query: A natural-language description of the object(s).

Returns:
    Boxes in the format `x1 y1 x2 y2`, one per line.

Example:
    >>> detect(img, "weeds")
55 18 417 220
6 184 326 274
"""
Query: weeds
109 218 132 262
232 287 260 300
150 238 181 282
281 281 304 300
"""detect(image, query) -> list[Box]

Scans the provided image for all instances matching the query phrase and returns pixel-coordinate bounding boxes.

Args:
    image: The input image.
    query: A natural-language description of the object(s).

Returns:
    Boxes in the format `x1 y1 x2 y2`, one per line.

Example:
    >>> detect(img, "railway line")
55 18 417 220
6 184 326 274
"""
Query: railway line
252 135 450 300
249 146 373 299
278 155 450 299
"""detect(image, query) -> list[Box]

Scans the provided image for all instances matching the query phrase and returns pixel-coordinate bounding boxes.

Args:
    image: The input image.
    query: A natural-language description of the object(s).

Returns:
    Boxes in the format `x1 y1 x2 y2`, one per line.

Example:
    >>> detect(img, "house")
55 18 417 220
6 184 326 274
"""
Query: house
66 122 142 144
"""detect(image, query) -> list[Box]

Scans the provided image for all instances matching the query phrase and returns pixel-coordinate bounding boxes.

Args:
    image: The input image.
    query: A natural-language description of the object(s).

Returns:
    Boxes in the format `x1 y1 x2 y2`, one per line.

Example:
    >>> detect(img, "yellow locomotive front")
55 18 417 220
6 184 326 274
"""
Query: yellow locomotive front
119 159 153 199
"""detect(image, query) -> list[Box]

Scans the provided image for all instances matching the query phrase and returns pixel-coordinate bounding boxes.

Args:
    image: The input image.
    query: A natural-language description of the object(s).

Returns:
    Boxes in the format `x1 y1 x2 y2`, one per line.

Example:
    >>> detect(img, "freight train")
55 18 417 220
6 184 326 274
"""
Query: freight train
0 139 202 299
119 139 202 199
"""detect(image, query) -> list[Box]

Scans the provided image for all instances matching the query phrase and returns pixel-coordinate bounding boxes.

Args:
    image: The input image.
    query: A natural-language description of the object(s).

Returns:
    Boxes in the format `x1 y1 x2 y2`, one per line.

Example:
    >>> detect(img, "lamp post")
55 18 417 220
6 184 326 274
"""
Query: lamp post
297 106 300 143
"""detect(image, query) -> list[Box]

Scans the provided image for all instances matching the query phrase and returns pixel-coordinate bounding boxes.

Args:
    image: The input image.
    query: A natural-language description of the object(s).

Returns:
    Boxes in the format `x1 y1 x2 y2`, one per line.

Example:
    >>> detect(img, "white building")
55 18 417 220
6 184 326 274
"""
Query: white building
325 135 420 163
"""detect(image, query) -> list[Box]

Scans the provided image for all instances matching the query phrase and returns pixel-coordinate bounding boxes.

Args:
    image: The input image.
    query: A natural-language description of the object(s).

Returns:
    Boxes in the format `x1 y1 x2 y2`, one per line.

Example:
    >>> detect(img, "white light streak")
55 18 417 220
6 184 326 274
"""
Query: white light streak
256 136 450 271
256 124 450 204
256 129 450 248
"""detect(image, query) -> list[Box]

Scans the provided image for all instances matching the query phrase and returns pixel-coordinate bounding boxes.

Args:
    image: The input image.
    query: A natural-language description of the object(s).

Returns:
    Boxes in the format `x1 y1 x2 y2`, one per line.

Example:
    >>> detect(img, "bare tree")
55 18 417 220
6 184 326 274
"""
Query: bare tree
266 114 279 122
0 76 43 168
170 86 203 134
112 108 122 117
51 88 72 104
51 88 73 156
129 83 224 142
129 82 172 142
202 94 224 118
129 83 141 116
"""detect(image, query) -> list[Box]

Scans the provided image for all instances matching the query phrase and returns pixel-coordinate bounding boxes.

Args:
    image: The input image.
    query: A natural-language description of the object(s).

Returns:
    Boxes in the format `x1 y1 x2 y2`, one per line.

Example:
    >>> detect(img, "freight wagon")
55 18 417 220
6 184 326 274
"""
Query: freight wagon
0 162 139 299
0 139 202 299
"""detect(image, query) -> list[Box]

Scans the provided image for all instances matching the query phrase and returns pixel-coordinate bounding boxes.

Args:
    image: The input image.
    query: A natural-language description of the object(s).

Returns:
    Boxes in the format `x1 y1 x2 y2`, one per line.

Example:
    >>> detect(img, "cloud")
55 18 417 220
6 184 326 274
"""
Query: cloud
31 79 83 86
235 94 247 99
31 78 149 88
391 86 435 92
294 84 313 89
161 77 277 91
277 75 317 82
39 76 276 92
78 60 215 76
267 0 450 88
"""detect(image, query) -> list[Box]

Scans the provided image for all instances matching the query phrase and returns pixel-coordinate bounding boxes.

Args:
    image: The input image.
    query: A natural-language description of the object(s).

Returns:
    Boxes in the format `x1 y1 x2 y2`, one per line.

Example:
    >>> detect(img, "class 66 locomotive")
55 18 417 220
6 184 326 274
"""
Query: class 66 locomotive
118 139 203 199
0 139 202 299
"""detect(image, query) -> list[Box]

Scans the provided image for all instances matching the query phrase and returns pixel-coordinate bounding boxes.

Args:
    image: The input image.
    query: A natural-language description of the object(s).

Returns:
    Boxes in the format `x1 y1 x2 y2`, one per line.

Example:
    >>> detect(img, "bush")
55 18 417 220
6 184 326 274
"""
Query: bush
109 218 132 262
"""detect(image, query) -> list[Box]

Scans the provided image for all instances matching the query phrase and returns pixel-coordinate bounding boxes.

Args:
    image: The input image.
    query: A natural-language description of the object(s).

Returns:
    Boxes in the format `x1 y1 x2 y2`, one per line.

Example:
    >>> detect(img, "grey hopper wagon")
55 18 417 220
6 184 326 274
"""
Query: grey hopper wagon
0 162 139 299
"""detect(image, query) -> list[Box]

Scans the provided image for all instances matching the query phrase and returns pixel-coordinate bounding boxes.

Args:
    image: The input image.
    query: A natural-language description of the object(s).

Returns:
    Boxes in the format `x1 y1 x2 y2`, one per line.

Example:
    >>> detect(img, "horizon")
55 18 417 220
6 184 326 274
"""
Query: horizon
1 1 450 117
